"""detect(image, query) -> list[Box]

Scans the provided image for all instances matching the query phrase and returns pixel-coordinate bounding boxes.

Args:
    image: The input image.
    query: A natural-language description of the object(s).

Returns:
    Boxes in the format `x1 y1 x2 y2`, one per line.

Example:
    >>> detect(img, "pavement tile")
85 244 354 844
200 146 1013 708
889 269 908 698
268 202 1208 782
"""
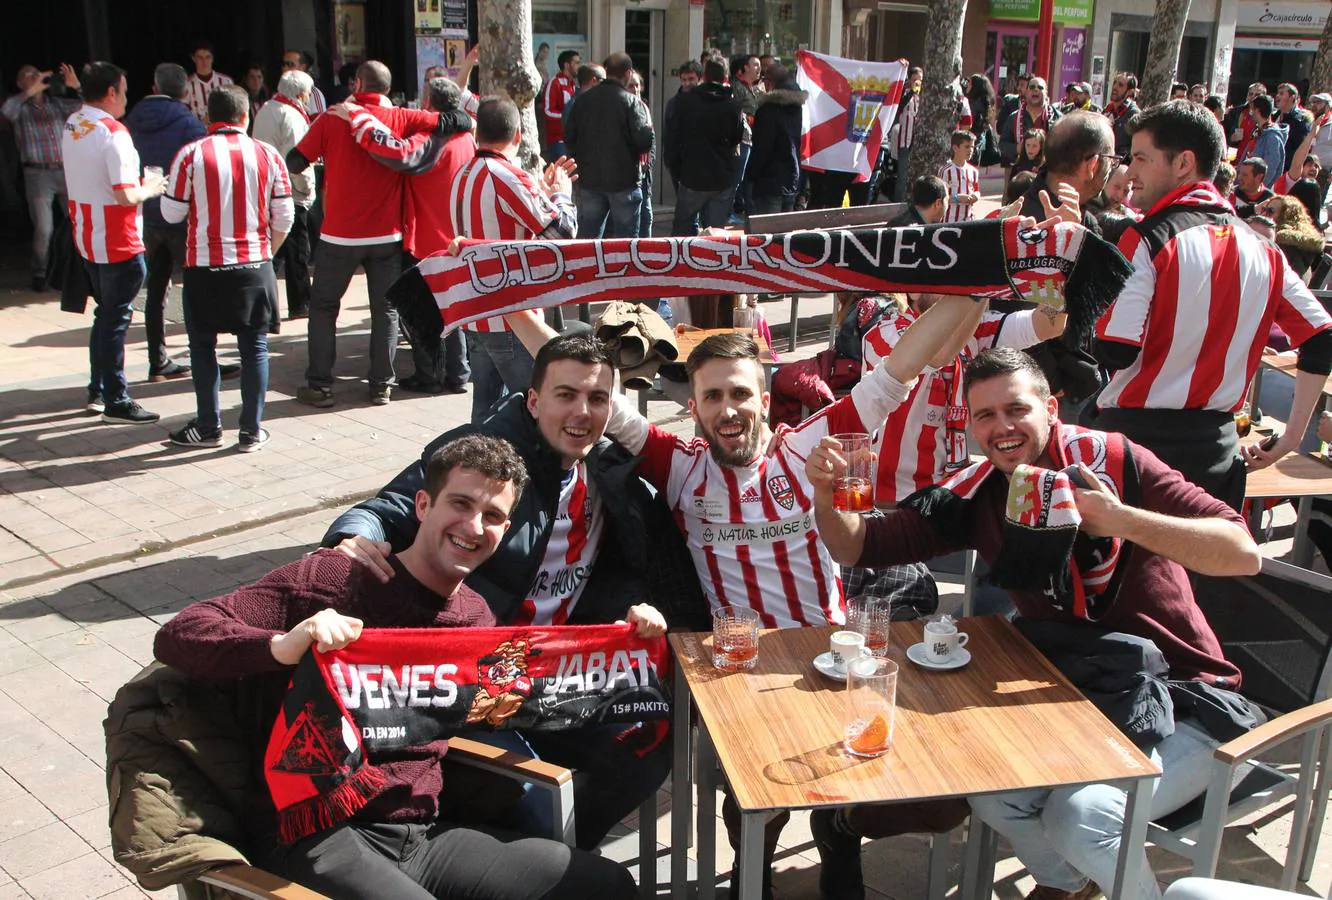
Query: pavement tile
0 613 80 644
0 884 32 899
61 807 111 852
0 793 57 843
18 850 131 900
0 821 95 880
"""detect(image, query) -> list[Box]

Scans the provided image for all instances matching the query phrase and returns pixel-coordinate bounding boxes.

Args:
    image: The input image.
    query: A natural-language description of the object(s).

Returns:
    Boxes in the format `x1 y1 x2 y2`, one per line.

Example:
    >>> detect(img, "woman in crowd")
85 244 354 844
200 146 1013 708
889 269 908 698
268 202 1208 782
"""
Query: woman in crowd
1259 194 1326 279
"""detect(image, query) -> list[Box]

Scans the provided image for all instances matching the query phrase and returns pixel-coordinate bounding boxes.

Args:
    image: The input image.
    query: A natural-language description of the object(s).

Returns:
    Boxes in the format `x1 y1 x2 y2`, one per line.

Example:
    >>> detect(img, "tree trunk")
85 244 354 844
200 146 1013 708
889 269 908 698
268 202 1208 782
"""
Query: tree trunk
476 0 544 172
907 0 968 186
1138 0 1192 108
1312 10 1332 95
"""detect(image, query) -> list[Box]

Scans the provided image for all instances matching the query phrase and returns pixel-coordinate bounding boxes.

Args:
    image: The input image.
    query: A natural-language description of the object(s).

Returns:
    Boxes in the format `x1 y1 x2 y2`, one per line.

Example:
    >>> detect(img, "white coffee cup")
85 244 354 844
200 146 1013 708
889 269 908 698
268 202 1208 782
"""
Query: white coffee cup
923 620 969 663
830 630 871 672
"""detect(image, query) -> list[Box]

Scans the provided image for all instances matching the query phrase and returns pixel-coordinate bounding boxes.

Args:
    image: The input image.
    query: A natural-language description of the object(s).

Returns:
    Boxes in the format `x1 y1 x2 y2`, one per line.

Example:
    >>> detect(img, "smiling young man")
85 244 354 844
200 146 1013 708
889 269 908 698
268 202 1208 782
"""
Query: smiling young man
807 347 1262 900
320 332 691 851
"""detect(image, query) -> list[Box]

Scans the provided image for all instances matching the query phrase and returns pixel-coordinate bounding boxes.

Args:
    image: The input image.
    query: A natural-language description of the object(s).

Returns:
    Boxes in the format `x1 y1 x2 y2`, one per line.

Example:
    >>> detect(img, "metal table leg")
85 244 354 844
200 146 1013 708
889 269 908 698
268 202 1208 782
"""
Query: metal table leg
696 722 718 900
1111 774 1157 900
671 672 694 900
1293 495 1315 568
737 811 765 900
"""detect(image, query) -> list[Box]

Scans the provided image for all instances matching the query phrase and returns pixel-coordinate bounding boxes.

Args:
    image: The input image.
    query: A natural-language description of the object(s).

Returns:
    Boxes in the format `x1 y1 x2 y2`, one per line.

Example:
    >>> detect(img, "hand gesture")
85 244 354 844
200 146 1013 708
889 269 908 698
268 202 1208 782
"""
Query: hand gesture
543 155 577 195
59 63 79 90
466 45 480 65
1318 410 1332 444
1242 431 1292 471
27 71 52 96
334 536 394 583
620 603 667 638
327 101 361 122
1037 181 1082 228
270 608 365 665
1070 464 1125 537
805 435 849 495
141 170 167 196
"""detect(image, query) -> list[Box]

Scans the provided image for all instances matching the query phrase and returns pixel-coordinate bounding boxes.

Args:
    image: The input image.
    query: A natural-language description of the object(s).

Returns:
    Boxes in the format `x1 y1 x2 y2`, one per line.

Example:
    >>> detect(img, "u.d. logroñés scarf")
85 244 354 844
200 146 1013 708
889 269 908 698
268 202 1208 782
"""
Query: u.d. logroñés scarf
265 624 671 843
388 218 1131 357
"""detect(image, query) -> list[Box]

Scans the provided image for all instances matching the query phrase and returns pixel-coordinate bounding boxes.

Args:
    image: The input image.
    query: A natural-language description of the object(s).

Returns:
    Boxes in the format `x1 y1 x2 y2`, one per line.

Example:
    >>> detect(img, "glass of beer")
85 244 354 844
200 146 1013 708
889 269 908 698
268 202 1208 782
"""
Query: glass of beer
847 595 891 657
831 433 874 513
844 656 897 758
712 607 760 671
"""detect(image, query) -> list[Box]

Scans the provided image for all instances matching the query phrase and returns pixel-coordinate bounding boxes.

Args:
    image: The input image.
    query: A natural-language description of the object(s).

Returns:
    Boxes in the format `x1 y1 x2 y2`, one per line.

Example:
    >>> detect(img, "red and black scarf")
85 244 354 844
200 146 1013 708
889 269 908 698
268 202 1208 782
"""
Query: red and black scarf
265 624 671 843
388 218 1130 364
900 421 1140 618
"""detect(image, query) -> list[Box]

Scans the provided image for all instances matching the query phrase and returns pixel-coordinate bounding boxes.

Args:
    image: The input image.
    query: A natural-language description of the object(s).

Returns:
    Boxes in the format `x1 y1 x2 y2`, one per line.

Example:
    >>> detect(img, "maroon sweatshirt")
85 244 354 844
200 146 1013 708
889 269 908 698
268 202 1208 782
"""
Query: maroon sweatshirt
860 441 1243 687
154 550 495 829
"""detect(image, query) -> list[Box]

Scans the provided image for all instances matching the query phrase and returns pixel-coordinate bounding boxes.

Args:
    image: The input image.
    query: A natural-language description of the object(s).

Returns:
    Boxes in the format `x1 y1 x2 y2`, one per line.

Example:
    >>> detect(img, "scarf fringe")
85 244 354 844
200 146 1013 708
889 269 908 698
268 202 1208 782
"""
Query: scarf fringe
898 484 972 537
277 763 388 845
1063 230 1135 350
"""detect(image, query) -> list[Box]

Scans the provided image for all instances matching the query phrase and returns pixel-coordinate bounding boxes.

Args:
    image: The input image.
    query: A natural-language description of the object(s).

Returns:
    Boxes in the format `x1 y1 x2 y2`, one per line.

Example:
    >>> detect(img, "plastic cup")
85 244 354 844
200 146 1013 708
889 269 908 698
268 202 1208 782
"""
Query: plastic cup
844 656 897 758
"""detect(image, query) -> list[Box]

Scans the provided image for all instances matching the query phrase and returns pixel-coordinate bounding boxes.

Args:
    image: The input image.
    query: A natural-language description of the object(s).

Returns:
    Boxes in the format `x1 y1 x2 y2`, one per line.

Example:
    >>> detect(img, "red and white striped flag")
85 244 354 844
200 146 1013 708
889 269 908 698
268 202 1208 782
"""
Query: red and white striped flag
797 50 908 178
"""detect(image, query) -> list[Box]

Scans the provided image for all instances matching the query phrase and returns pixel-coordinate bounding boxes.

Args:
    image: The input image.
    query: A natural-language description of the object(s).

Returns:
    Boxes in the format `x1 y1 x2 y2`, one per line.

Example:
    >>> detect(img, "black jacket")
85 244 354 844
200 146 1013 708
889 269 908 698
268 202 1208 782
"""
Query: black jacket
665 81 742 192
322 394 709 629
745 84 807 197
123 96 206 229
565 80 655 192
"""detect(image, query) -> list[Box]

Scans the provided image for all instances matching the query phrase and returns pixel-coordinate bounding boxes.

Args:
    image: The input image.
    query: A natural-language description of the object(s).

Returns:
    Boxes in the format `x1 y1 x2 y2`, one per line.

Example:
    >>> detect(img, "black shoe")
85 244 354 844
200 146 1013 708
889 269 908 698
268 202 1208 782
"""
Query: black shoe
442 382 468 395
85 388 104 415
288 307 309 320
101 400 160 425
369 384 392 406
149 360 192 382
238 428 270 453
168 420 223 447
296 385 335 408
31 276 45 292
219 364 241 380
810 809 866 900
399 374 446 395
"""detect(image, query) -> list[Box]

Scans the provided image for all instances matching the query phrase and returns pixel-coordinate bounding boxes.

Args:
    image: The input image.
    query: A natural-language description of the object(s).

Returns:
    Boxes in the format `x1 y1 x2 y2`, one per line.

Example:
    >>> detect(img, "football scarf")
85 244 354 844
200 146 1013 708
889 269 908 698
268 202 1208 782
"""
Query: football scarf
387 218 1131 360
900 421 1140 618
265 624 671 843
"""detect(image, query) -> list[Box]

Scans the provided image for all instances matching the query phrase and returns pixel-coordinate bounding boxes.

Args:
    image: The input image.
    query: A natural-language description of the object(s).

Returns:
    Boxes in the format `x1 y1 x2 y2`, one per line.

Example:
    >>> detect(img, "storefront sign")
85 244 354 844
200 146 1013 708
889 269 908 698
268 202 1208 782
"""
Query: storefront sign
1234 33 1322 50
1237 1 1327 31
989 0 1094 27
416 0 443 31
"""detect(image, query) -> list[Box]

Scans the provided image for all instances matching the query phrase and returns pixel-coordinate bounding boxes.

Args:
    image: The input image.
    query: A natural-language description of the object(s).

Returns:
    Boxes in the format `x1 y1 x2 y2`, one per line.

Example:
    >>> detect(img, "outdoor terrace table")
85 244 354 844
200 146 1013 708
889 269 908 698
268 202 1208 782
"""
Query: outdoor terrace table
667 617 1161 900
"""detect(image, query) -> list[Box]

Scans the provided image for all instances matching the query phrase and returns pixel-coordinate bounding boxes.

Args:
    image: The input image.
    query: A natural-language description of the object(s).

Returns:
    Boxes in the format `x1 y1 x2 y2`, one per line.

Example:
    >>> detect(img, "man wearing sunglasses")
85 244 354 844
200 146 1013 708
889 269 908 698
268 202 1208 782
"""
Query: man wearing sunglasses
281 49 326 116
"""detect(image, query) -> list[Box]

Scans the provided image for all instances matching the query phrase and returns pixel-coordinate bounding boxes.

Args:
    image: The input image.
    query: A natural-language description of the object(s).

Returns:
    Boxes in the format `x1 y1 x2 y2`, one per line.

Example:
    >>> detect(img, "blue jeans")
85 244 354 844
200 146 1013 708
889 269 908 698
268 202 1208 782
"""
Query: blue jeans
638 178 653 237
84 254 147 407
575 185 643 239
671 184 736 235
465 330 535 422
189 328 268 435
731 142 752 216
969 718 1220 900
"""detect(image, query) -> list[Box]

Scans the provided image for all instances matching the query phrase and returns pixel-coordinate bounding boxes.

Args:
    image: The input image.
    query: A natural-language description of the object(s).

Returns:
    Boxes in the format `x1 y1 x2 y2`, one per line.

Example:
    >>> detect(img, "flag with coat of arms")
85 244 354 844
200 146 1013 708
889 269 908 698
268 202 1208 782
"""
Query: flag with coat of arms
796 50 909 178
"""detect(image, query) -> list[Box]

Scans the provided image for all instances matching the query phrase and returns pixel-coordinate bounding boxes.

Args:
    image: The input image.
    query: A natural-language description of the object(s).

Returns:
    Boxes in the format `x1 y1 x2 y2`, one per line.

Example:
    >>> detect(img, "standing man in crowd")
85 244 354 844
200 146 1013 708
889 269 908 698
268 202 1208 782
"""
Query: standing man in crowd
63 62 166 424
1307 91 1332 171
1102 72 1140 159
745 62 806 216
892 66 923 201
449 98 576 420
1233 157 1275 218
541 49 578 160
281 49 327 115
566 53 652 239
252 67 316 320
1001 75 1060 169
561 63 604 138
729 53 761 224
1245 93 1285 186
1274 82 1313 160
161 86 293 452
124 62 205 382
3 63 81 291
667 57 742 235
288 60 439 409
1094 101 1332 509
665 59 702 140
185 42 233 123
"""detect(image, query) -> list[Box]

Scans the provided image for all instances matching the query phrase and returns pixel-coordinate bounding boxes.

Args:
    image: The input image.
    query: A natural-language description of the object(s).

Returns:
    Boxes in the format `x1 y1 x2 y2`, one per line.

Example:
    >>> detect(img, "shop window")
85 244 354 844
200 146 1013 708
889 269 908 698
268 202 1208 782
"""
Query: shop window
704 0 813 61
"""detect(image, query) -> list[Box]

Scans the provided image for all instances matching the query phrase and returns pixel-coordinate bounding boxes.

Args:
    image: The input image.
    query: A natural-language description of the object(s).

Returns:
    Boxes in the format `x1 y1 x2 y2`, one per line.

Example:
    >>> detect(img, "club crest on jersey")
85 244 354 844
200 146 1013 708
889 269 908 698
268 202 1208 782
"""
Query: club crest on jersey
768 476 795 511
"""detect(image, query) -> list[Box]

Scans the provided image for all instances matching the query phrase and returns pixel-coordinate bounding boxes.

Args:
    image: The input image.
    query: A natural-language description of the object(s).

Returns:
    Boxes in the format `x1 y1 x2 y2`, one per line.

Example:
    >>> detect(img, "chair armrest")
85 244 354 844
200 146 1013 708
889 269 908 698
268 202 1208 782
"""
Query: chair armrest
447 736 573 787
195 864 332 900
1214 697 1332 766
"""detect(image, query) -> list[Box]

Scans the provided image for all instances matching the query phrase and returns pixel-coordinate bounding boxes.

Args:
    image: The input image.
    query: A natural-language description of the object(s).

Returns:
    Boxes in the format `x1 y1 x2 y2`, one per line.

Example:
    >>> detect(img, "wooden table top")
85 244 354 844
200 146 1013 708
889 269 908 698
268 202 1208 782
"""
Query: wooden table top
673 327 775 365
669 617 1158 813
1260 352 1332 396
1243 450 1332 498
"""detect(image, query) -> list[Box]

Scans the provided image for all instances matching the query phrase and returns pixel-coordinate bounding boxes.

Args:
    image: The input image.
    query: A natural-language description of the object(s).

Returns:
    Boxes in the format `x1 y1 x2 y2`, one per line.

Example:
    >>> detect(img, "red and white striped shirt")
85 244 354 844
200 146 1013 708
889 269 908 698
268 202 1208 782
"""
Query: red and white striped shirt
1097 181 1332 412
62 105 143 264
896 92 919 152
185 71 235 123
446 148 576 332
160 126 295 267
937 161 980 223
862 308 1040 505
606 364 913 628
512 463 606 626
542 72 576 145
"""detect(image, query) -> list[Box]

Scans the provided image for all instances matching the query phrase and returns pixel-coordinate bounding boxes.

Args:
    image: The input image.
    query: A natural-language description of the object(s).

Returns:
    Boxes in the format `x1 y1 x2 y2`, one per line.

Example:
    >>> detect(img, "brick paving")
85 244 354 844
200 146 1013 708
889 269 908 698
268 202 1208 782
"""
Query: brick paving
1 255 1330 898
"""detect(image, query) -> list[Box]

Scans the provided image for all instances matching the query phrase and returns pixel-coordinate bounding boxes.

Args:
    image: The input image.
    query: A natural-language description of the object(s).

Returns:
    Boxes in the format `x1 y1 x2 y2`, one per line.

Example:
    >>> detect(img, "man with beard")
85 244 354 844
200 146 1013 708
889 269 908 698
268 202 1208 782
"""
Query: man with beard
806 346 1261 900
507 292 988 897
1101 72 1140 159
320 332 697 852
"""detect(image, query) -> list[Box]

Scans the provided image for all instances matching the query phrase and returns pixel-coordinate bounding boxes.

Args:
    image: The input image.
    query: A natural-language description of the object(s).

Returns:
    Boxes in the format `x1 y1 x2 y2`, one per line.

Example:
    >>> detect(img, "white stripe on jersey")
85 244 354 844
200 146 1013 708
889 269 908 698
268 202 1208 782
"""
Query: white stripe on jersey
62 106 144 263
897 94 918 150
937 162 979 223
186 72 235 123
514 463 605 626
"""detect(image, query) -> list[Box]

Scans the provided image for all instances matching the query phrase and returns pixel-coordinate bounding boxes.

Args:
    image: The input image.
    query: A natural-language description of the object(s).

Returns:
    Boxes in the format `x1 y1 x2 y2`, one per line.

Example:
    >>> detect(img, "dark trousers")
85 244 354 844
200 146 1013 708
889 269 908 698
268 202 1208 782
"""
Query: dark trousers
1090 406 1245 511
749 191 797 216
306 240 402 390
402 251 468 387
522 723 672 851
260 820 637 900
84 254 146 407
142 225 185 373
807 170 867 209
281 204 313 316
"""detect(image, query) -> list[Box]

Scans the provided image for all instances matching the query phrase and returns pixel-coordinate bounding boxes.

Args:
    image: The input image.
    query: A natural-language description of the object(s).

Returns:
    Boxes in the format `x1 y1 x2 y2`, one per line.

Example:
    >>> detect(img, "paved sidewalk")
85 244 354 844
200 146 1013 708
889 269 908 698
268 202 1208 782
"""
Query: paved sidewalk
2 258 1331 899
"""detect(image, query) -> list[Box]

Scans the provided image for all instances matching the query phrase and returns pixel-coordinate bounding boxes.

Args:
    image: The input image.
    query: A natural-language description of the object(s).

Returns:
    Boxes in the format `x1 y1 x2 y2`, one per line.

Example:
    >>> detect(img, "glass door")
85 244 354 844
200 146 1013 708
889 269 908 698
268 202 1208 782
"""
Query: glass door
986 26 1037 96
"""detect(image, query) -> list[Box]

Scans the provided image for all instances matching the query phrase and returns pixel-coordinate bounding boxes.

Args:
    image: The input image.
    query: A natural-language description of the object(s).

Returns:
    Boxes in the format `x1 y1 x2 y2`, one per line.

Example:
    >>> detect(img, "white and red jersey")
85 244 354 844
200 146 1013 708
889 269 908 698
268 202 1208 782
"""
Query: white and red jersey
160 126 295 267
512 463 606 626
896 92 919 152
542 72 576 145
957 95 973 130
447 148 576 332
606 365 914 628
1097 181 1332 413
862 308 1040 504
62 105 144 264
938 161 980 223
185 71 235 123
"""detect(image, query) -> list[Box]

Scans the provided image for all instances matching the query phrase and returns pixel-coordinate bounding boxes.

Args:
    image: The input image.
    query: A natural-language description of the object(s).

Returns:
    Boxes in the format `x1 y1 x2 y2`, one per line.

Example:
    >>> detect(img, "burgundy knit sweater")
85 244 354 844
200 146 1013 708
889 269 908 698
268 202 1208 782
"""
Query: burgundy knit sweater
154 550 495 828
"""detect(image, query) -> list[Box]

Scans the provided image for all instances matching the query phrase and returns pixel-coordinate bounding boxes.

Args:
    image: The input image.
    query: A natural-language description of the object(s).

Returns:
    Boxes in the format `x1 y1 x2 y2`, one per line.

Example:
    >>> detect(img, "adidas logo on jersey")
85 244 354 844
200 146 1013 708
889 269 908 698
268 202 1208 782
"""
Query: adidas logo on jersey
740 485 761 503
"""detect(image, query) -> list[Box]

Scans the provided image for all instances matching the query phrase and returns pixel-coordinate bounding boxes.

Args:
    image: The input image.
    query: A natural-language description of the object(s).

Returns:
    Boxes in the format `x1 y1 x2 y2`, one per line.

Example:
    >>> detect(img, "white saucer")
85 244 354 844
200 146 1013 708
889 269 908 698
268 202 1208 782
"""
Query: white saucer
906 642 971 670
813 651 849 680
